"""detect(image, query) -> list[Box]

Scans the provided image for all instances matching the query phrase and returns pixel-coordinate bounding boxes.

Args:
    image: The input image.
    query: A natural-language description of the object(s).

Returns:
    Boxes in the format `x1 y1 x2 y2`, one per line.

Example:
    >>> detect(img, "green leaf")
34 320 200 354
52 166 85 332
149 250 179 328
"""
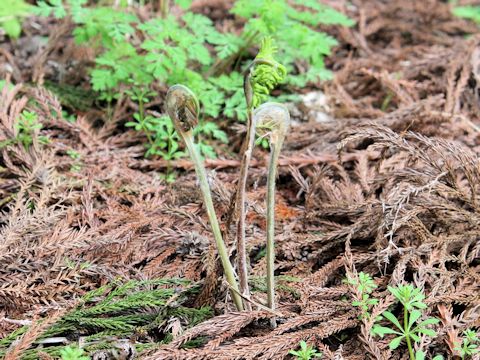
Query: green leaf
415 350 425 360
207 32 242 59
198 143 217 159
410 333 421 342
383 311 404 331
372 325 401 337
0 80 13 91
412 301 427 310
408 310 422 329
2 18 21 38
296 2 354 26
91 68 116 91
34 1 55 17
463 329 479 342
0 0 31 38
35 0 67 18
453 6 480 24
175 0 193 10
389 336 404 350
59 345 89 360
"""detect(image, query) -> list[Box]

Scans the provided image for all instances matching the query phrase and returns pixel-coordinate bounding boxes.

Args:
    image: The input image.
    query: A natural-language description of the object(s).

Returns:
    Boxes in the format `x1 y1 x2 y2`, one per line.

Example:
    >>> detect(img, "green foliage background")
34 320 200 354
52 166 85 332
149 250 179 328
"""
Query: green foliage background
31 0 353 160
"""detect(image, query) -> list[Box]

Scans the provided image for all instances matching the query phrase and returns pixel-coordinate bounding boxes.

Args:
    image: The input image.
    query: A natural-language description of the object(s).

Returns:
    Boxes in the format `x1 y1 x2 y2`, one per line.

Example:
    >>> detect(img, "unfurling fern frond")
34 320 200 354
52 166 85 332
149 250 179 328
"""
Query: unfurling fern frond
251 37 287 108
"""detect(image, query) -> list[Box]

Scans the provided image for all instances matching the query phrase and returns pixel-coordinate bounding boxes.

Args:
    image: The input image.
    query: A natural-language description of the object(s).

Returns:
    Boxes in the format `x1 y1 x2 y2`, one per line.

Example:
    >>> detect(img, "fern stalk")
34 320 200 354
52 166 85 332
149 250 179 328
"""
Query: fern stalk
233 61 258 310
266 141 280 310
234 41 286 309
182 132 244 311
159 0 168 18
235 114 254 309
253 102 290 323
166 85 244 311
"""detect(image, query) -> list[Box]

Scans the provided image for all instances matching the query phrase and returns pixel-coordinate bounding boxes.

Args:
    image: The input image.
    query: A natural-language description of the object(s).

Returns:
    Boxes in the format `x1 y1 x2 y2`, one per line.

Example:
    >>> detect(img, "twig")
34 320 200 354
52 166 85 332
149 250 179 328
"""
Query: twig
0 318 32 326
228 285 284 317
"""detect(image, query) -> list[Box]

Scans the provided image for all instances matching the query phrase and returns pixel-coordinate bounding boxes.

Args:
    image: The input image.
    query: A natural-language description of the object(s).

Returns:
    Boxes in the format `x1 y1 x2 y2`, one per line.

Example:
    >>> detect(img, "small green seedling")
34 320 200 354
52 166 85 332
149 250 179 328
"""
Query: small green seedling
166 84 243 311
343 271 378 320
17 111 49 149
59 345 90 360
372 285 439 360
254 102 290 315
289 341 322 360
66 149 82 172
455 329 479 360
0 110 49 150
125 86 184 161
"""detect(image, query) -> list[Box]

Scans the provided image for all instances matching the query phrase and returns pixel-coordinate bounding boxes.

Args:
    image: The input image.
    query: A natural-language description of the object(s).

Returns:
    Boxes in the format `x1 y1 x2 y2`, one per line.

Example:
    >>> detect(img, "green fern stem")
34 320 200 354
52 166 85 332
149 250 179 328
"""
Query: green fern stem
234 52 285 310
253 102 289 326
266 141 281 311
232 59 260 310
182 132 244 311
159 0 168 18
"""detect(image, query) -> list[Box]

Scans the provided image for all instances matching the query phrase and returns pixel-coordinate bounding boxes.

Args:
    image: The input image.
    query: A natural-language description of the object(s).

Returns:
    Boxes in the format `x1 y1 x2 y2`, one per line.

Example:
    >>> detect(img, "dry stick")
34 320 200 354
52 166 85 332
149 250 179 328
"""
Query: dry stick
166 85 243 311
228 285 284 317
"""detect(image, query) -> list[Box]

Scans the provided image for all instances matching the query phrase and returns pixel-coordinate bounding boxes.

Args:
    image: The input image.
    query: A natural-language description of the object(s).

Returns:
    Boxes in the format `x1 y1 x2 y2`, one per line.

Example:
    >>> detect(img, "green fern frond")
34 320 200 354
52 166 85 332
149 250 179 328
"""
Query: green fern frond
251 37 287 108
255 36 278 61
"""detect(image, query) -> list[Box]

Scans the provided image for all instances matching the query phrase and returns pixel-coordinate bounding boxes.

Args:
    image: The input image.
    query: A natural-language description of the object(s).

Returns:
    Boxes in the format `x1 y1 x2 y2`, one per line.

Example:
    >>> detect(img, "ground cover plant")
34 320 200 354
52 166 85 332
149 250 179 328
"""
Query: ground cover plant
31 0 352 165
371 285 440 359
289 340 323 360
0 0 480 359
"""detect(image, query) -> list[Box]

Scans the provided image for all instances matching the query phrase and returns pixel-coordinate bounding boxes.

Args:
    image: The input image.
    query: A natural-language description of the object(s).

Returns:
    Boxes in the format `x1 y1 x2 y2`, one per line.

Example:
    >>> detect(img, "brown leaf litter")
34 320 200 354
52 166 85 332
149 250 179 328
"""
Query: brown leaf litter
0 0 479 359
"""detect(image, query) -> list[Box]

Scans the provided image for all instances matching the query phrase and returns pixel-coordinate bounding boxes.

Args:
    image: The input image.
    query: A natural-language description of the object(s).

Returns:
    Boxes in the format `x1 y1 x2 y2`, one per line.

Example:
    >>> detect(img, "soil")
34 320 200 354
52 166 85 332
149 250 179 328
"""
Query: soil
0 1 479 359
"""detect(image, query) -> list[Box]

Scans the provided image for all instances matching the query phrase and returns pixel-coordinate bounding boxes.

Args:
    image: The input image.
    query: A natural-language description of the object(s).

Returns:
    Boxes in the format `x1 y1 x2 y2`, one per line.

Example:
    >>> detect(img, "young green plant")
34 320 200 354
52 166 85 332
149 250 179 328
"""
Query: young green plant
234 37 286 307
289 340 322 360
254 102 290 316
343 271 378 320
59 346 89 360
455 329 479 360
372 285 440 360
0 110 49 150
165 84 243 311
